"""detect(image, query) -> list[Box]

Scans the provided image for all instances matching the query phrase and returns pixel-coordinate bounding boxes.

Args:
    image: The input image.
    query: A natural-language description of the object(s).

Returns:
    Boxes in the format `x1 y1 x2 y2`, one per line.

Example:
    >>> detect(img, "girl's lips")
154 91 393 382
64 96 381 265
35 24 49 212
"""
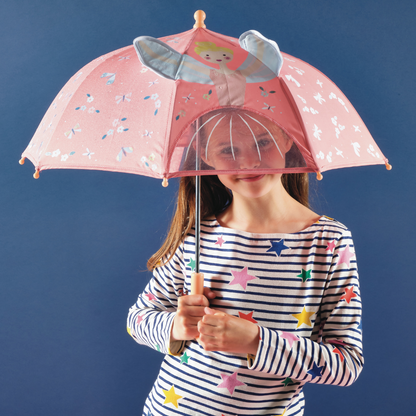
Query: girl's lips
237 174 265 182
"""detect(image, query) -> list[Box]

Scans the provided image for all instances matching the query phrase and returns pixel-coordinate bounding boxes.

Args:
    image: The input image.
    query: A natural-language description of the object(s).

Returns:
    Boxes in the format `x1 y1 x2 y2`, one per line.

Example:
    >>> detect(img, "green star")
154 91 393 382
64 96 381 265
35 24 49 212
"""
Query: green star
297 269 312 283
282 377 293 386
187 258 196 272
156 344 161 352
180 351 190 364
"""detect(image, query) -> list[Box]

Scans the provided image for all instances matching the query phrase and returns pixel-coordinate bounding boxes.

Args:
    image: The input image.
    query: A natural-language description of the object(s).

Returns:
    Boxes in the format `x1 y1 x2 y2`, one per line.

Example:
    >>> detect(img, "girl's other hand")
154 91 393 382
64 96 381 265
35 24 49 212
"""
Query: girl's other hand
197 307 260 355
171 288 217 342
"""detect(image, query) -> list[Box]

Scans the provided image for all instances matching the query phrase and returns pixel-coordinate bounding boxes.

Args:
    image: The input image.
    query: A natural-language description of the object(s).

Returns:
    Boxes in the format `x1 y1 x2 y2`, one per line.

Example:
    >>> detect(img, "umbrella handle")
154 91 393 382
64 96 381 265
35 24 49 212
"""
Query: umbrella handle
191 272 204 295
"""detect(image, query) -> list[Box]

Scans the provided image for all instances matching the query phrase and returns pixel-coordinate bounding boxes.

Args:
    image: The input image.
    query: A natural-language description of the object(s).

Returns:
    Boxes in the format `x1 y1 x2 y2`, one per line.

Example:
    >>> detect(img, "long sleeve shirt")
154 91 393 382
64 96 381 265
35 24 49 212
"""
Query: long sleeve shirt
127 216 363 415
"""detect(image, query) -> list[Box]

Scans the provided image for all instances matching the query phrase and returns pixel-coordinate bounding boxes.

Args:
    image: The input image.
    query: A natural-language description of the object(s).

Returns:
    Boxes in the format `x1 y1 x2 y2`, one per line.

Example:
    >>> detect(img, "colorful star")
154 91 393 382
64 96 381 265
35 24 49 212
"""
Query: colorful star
267 239 290 257
337 246 355 267
280 331 299 348
340 286 358 304
229 266 258 290
275 409 286 416
326 240 336 253
292 306 315 329
145 293 157 302
187 258 196 271
180 352 190 364
333 347 344 362
162 385 183 408
307 362 324 380
297 269 312 283
282 377 293 386
215 235 225 247
156 344 161 352
217 371 246 395
238 311 258 323
137 315 143 325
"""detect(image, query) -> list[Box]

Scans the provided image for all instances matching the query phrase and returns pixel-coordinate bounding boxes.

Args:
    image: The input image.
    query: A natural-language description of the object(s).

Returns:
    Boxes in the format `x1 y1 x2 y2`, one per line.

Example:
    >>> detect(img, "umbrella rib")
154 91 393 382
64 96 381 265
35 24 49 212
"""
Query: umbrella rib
238 114 261 161
205 115 227 161
230 116 235 160
245 114 284 158
185 113 222 161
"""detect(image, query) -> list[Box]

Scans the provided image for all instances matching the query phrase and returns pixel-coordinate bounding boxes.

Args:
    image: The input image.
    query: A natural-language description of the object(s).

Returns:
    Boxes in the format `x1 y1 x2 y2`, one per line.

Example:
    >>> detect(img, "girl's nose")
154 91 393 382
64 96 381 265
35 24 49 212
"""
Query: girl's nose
237 149 261 169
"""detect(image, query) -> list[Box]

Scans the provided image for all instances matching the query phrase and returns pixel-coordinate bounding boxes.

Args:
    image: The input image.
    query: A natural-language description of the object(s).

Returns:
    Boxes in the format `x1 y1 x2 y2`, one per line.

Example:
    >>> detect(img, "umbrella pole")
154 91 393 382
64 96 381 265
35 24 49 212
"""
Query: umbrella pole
191 129 204 296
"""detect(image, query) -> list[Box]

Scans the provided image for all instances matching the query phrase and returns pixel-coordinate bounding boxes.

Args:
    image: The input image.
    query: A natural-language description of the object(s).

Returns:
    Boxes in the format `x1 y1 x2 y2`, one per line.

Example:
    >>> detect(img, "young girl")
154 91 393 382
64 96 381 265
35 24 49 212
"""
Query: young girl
127 109 363 415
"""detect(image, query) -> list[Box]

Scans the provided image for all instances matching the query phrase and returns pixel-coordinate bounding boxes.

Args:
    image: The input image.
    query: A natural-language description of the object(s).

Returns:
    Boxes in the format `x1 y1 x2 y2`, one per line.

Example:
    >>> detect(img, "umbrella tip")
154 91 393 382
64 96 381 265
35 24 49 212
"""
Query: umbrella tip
33 169 40 179
162 177 169 187
316 172 323 181
19 157 26 165
194 10 206 29
385 162 392 170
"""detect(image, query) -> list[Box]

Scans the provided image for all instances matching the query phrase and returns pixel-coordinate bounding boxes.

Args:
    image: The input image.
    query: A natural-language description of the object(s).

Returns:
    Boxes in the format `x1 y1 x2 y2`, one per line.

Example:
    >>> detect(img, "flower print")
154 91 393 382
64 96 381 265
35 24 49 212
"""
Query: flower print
261 90 268 97
141 156 147 163
140 66 149 73
314 93 326 104
155 100 162 109
107 129 114 136
310 108 319 115
80 105 87 111
302 106 310 112
326 152 333 163
117 126 125 133
87 95 94 103
113 119 121 127
338 97 345 106
331 116 338 126
151 93 159 100
52 149 61 157
88 107 96 113
148 153 155 161
335 127 340 138
329 92 337 99
179 110 186 117
203 93 211 100
151 164 157 171
61 154 69 161
313 124 322 140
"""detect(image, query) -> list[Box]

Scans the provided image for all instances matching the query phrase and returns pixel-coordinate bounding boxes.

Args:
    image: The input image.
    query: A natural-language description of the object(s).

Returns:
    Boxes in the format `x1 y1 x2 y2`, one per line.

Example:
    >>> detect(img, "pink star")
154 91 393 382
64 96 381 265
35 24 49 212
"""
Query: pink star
137 315 143 325
280 331 300 348
326 240 336 253
217 371 246 395
215 235 225 247
145 293 157 302
340 286 358 304
229 266 258 290
337 246 355 267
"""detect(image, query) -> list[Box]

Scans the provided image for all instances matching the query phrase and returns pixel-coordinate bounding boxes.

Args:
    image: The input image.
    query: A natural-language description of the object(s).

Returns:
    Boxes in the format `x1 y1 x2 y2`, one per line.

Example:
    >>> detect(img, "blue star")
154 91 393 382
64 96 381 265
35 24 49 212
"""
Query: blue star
307 361 324 380
266 239 290 257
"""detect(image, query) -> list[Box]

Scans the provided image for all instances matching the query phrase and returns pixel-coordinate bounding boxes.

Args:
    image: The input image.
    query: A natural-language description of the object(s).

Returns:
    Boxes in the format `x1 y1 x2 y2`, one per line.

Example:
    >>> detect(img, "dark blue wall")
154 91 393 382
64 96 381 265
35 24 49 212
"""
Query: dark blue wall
1 0 415 414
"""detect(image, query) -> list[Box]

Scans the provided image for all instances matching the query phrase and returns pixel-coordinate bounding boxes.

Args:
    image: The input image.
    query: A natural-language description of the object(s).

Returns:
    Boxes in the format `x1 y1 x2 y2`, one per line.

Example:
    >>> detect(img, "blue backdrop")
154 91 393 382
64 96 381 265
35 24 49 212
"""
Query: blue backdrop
1 0 415 414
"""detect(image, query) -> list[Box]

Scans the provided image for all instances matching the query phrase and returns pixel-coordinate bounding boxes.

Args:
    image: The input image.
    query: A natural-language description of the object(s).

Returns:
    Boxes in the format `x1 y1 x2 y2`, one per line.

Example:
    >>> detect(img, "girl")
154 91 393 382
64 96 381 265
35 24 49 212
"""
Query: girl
127 109 363 415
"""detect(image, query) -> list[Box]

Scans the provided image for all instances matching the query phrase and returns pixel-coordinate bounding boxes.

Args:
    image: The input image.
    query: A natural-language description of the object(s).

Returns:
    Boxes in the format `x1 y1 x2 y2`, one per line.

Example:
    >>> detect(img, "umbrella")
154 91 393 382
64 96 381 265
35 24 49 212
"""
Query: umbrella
20 10 390 293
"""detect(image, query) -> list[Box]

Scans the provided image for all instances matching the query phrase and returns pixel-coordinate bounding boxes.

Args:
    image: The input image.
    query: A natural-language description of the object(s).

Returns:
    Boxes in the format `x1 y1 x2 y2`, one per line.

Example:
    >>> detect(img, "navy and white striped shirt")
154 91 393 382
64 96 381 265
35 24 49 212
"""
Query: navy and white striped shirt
127 216 363 415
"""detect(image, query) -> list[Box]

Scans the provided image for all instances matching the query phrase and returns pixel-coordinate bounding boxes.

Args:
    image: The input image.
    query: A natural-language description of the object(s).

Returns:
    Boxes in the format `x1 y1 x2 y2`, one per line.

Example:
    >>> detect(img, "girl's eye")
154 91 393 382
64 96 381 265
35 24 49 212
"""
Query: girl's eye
258 139 272 148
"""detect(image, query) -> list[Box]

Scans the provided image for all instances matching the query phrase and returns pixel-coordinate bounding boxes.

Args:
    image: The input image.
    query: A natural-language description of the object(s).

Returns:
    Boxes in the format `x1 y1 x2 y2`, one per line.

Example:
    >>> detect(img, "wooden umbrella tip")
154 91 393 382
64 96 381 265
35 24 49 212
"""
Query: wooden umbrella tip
194 10 206 29
316 172 323 181
162 177 169 187
385 162 392 170
19 157 26 165
33 169 40 179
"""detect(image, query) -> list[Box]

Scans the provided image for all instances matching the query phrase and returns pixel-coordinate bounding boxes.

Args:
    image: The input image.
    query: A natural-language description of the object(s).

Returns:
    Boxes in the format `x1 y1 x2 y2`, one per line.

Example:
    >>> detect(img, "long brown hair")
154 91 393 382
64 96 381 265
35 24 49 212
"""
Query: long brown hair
147 173 309 270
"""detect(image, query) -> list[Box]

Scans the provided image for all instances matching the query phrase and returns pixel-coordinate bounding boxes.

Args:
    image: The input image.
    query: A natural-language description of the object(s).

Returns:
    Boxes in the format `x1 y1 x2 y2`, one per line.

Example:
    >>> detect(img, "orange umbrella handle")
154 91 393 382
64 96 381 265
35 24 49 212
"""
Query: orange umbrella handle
191 272 204 295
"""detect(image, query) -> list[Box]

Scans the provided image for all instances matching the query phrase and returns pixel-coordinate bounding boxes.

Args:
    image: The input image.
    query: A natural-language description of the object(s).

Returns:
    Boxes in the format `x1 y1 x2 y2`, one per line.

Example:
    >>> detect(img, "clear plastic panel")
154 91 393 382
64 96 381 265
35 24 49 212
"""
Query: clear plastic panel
175 108 306 174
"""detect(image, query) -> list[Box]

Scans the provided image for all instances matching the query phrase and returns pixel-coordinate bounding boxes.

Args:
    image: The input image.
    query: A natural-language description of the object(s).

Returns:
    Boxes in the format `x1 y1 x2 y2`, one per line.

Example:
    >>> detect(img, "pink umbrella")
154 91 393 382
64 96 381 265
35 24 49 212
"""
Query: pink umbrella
20 10 390 292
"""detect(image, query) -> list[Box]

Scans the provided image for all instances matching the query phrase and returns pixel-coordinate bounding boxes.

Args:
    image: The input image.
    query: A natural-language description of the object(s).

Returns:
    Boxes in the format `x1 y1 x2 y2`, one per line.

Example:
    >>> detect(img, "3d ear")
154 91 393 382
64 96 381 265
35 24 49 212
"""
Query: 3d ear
239 30 283 77
133 36 181 80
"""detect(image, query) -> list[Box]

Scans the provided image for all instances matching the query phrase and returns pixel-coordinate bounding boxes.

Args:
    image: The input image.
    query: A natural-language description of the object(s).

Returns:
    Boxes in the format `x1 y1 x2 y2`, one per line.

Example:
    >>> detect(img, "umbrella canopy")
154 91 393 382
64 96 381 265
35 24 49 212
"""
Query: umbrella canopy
20 10 390 183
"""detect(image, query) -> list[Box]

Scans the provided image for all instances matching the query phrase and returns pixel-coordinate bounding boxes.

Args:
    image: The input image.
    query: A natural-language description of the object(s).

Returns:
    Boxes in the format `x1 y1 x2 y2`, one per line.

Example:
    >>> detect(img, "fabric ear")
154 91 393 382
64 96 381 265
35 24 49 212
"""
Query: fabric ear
239 30 283 77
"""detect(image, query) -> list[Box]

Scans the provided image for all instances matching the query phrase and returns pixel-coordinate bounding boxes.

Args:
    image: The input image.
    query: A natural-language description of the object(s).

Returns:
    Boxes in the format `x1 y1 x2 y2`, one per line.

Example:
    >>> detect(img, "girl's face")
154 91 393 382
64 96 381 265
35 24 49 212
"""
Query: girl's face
200 50 233 64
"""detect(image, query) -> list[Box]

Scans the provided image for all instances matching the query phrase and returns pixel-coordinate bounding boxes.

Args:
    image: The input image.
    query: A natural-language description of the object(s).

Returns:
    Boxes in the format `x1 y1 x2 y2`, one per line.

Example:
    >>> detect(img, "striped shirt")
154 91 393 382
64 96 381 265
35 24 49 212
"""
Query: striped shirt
127 216 363 415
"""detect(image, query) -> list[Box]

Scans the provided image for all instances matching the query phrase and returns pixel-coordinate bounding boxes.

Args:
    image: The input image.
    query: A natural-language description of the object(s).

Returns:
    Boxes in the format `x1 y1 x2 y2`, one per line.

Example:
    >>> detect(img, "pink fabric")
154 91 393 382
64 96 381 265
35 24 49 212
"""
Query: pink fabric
209 69 246 106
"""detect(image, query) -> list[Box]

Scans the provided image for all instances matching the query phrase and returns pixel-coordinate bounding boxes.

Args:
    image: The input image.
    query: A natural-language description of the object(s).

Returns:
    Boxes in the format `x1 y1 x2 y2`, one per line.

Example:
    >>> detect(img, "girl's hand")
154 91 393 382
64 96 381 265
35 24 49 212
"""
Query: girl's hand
171 288 216 342
197 307 260 355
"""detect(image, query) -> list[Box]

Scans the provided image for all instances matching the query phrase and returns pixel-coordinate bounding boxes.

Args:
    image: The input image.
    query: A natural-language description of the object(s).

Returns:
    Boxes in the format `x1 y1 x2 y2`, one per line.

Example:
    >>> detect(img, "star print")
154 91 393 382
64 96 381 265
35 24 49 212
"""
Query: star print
297 269 312 282
156 344 161 352
238 311 258 324
187 258 196 271
137 315 143 325
326 240 336 253
266 239 290 256
229 266 258 290
280 331 300 348
337 246 355 267
333 347 344 362
340 286 358 304
282 377 293 386
276 409 286 416
217 371 246 395
327 339 347 346
180 352 190 364
215 235 225 247
162 385 183 408
307 361 324 380
145 293 157 302
292 306 315 329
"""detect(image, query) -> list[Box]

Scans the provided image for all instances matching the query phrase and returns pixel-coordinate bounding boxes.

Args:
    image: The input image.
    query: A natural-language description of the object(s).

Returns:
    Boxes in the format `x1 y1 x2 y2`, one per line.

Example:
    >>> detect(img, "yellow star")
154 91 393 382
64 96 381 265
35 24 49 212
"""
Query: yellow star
274 409 286 416
292 306 315 329
162 385 183 409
